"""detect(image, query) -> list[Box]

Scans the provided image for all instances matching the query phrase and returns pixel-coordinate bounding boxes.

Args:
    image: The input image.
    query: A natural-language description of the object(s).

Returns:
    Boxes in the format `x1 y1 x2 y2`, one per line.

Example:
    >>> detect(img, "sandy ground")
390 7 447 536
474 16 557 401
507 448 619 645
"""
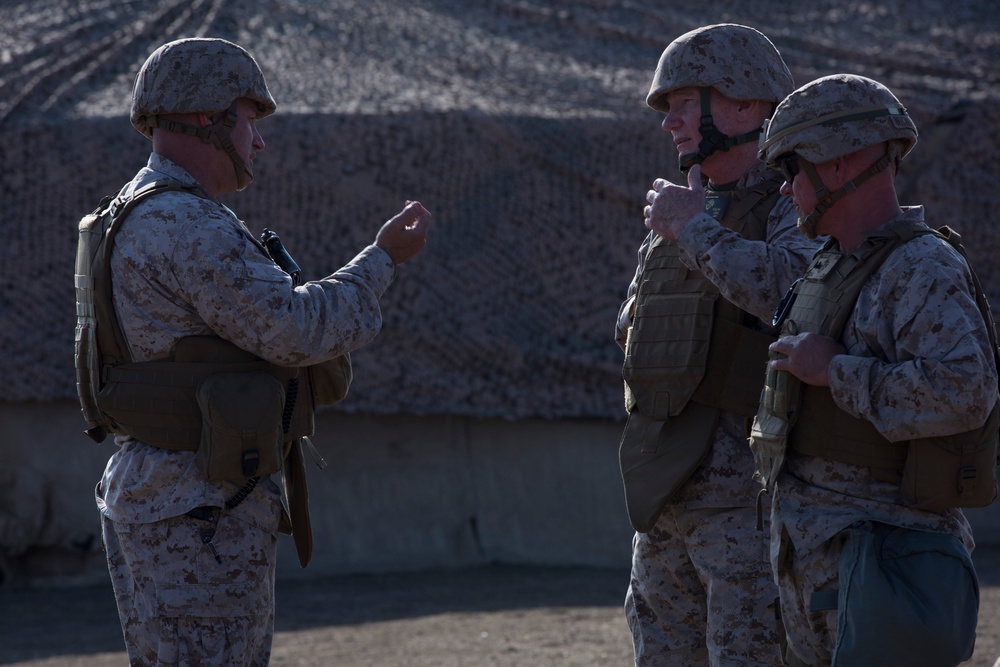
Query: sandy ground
1 545 998 667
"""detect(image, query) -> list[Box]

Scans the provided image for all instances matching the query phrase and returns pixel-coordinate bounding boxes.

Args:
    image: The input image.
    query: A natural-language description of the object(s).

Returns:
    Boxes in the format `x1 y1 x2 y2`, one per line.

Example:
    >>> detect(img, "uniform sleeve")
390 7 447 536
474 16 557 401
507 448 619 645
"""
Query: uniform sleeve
828 238 998 441
168 206 395 366
675 196 818 323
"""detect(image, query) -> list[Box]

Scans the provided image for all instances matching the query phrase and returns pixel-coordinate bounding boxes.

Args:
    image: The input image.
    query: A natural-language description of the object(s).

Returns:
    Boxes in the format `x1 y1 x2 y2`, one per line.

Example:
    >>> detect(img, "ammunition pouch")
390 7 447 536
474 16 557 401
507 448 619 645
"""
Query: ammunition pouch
96 336 342 569
196 372 289 483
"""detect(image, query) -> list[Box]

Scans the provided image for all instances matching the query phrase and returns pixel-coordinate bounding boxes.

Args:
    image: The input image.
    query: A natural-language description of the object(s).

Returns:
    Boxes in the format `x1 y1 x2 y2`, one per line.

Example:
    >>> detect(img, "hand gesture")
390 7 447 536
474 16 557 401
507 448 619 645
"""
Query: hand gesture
643 164 706 240
375 201 431 265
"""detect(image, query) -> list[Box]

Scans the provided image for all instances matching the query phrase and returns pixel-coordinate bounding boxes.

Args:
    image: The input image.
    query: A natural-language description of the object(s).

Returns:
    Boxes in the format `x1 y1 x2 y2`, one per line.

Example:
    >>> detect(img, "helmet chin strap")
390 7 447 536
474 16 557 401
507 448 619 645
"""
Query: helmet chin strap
796 153 893 239
678 88 764 173
147 100 254 190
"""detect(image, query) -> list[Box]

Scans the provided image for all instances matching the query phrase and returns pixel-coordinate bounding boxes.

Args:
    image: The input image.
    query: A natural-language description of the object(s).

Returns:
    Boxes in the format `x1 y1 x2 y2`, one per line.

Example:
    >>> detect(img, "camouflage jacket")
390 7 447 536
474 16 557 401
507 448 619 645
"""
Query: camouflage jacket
774 206 998 553
97 153 396 530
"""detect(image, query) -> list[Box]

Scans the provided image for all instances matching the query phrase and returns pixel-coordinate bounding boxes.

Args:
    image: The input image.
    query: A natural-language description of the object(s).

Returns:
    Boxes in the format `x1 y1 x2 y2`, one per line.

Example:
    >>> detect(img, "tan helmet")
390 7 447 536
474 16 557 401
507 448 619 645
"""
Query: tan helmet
130 38 276 190
646 24 793 171
131 37 275 138
646 23 793 113
758 73 917 165
758 74 918 239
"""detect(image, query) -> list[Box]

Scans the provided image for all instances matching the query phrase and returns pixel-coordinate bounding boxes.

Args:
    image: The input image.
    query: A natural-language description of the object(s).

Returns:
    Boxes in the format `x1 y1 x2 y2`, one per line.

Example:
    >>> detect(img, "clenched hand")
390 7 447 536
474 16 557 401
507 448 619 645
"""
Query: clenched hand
643 164 705 240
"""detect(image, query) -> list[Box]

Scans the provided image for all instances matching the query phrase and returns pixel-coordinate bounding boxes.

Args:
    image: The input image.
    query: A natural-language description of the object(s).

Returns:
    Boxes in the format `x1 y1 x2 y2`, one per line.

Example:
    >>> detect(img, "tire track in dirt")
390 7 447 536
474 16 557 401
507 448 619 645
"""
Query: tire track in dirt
0 0 225 128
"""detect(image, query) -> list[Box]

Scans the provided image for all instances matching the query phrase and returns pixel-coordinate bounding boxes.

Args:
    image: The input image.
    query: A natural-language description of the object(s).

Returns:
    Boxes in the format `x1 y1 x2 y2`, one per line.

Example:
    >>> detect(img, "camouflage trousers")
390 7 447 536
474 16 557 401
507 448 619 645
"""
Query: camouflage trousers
625 504 782 667
771 526 840 667
102 510 278 666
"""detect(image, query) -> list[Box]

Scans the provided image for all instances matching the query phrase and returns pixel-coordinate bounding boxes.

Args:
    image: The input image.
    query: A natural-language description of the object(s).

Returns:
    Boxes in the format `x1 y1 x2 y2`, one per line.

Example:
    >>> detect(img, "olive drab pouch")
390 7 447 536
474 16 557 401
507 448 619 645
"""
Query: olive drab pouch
749 346 802 490
195 372 287 483
619 402 720 532
308 353 353 406
901 401 1000 510
829 522 978 667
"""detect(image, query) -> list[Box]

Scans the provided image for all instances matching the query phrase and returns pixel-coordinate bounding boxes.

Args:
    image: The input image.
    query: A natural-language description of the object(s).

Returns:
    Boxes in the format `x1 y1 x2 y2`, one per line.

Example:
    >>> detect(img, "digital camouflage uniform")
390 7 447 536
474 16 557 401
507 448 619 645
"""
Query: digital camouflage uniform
769 208 994 665
617 163 816 666
617 25 819 667
91 39 398 666
98 153 396 665
753 74 998 666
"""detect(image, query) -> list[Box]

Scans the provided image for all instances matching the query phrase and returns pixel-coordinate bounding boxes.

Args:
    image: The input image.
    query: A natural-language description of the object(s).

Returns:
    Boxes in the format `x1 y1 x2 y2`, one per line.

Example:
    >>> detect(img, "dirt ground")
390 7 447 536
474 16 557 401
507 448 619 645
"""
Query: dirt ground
1 545 998 667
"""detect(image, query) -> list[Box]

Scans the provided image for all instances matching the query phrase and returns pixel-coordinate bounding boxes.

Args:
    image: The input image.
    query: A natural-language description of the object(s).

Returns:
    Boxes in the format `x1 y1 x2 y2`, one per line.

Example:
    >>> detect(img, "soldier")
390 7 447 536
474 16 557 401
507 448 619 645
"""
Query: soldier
616 24 819 666
753 73 997 666
76 38 430 665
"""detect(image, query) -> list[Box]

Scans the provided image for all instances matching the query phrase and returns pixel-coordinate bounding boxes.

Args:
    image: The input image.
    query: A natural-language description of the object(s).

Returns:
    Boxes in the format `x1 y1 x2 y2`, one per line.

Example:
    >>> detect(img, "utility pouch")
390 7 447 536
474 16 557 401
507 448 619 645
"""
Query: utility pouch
308 353 353 406
195 372 287 483
619 402 719 532
749 351 802 489
830 522 978 667
901 401 1000 510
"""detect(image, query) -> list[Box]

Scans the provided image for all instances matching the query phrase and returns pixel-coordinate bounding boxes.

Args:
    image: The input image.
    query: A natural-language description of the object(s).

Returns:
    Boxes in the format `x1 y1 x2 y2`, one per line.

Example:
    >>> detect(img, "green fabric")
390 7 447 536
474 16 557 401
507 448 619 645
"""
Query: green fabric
833 522 978 667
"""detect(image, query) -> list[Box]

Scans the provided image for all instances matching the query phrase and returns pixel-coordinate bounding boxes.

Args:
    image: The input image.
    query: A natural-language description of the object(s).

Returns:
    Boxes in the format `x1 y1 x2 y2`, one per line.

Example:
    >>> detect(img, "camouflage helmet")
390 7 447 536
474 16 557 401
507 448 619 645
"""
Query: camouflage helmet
758 73 918 165
131 38 276 138
646 24 793 112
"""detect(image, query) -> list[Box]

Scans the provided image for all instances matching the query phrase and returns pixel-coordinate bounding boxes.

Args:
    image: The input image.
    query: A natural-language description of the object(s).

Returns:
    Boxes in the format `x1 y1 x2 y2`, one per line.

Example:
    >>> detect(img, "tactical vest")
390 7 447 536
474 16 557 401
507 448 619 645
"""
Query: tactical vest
622 173 783 421
74 180 316 450
770 219 999 509
74 179 344 567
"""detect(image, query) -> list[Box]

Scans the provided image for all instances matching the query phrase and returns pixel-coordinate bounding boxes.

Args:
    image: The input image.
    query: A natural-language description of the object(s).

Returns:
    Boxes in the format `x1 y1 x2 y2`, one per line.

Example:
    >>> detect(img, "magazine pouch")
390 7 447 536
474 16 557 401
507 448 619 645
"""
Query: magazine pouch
195 371 287 483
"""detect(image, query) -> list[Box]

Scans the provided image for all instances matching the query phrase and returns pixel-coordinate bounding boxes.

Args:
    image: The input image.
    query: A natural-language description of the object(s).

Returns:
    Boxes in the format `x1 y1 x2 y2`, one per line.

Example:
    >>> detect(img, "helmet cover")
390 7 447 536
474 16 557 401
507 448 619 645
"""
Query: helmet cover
759 73 917 165
647 23 793 112
131 38 275 138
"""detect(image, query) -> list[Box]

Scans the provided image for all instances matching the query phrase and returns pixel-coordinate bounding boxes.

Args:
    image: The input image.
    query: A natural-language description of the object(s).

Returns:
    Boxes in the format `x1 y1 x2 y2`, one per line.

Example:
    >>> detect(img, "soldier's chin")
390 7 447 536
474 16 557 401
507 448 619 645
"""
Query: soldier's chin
236 168 255 191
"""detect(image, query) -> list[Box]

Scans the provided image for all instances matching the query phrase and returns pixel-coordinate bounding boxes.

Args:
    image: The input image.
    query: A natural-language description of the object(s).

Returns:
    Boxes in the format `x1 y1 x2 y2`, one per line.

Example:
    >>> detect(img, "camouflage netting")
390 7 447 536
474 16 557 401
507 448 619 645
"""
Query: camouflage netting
1 0 999 420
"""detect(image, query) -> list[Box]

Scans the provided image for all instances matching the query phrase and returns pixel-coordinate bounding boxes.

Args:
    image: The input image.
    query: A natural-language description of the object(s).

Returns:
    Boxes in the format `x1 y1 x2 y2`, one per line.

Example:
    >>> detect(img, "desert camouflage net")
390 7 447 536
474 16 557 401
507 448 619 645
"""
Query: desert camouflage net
1 0 999 420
